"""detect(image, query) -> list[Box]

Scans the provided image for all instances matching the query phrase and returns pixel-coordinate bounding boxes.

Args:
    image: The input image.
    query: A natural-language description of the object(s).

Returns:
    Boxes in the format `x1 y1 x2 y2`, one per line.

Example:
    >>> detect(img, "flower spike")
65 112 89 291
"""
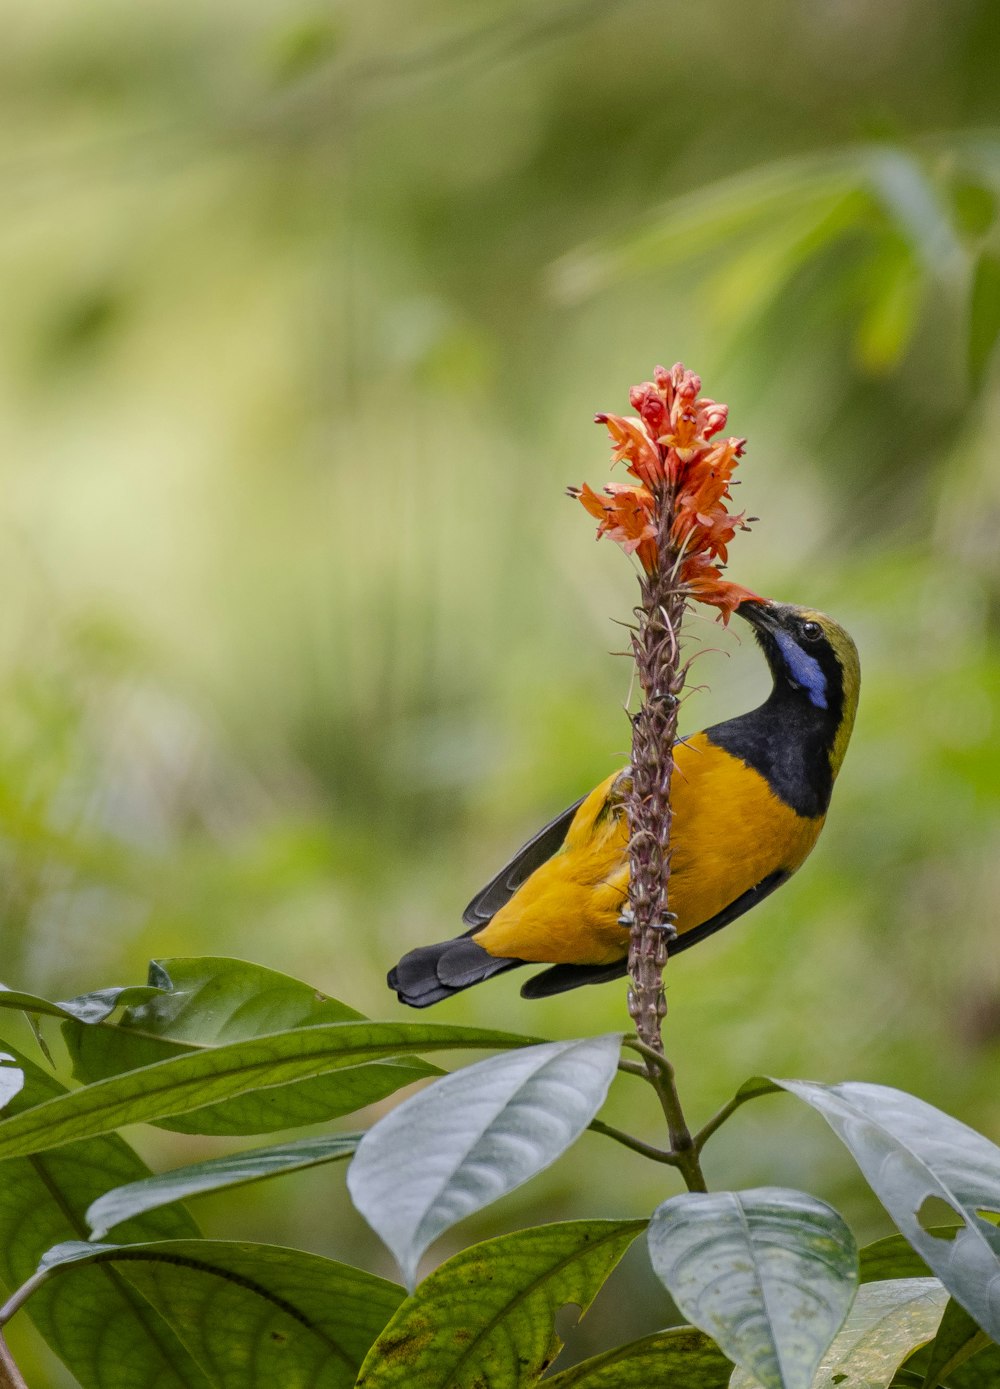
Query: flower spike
576 363 759 619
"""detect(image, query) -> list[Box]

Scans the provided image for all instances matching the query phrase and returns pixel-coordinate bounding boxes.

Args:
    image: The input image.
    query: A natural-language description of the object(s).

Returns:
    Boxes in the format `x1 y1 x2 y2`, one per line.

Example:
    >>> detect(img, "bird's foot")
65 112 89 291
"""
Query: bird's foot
655 914 678 941
618 908 677 940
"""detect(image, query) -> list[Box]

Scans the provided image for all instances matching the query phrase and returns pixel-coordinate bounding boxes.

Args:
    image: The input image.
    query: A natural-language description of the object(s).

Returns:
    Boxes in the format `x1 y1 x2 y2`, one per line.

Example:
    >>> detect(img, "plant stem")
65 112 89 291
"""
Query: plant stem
693 1089 767 1153
616 1057 653 1079
622 1040 706 1187
644 1053 707 1192
0 1334 28 1389
0 1271 50 1331
588 1118 679 1165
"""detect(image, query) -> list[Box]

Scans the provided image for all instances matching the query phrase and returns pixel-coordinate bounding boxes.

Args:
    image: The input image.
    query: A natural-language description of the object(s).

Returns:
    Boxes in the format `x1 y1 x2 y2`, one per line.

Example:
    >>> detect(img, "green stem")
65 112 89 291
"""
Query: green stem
693 1095 752 1152
647 1060 707 1192
0 1269 52 1329
622 1036 707 1190
692 1081 779 1154
588 1118 679 1165
616 1058 650 1079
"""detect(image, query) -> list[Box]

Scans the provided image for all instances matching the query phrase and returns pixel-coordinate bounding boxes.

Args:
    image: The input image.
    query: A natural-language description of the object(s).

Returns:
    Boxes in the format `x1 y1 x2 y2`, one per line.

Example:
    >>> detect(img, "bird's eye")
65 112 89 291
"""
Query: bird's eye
801 620 822 642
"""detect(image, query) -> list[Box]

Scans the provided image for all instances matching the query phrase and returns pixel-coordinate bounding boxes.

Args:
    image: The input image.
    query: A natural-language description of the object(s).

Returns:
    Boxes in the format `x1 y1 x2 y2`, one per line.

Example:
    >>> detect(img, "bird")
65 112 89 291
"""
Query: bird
388 598 860 1007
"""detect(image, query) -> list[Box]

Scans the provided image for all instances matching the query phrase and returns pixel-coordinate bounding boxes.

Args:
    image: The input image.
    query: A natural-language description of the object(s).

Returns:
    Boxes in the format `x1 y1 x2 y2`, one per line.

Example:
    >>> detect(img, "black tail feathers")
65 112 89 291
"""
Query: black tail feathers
518 958 628 998
388 937 521 1008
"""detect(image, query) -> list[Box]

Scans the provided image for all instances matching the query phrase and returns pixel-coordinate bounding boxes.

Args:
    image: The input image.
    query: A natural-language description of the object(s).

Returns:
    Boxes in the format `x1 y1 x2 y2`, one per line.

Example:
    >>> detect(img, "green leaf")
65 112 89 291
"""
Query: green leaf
0 982 164 1025
860 1233 935 1283
67 1025 436 1137
777 1080 1000 1343
917 1297 991 1389
0 1039 211 1389
732 1279 948 1389
543 1325 732 1386
29 1238 404 1388
121 957 367 1036
927 1342 1000 1387
65 956 443 1136
0 1053 23 1110
647 1187 858 1389
348 1036 621 1288
87 1132 361 1239
0 1021 538 1158
355 1220 645 1387
968 249 1000 389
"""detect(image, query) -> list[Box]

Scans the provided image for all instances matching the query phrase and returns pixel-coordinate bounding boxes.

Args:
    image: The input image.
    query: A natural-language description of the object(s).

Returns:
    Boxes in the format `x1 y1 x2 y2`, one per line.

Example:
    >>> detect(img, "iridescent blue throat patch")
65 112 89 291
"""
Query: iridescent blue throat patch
774 631 828 709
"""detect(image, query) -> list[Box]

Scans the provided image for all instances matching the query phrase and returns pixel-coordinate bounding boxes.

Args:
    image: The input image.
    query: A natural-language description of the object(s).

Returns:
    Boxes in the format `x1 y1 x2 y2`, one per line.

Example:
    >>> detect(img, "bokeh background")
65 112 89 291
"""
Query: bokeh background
3 0 1000 1380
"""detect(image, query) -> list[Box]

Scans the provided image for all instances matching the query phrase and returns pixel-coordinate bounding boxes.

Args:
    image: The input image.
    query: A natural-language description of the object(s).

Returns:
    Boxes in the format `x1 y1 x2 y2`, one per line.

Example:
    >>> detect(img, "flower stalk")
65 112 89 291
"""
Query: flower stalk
573 363 757 1186
624 532 686 1058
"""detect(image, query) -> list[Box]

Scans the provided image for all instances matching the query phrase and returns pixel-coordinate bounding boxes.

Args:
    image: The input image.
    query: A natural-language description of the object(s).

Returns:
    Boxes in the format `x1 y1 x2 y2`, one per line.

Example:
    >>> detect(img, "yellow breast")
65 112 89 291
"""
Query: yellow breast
475 733 824 966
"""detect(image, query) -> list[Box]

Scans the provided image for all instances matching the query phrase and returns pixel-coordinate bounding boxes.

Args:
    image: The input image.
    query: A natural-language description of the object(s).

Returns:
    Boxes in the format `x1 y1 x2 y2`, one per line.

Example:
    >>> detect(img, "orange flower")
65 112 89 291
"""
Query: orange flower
593 413 662 488
679 553 760 624
630 364 730 464
578 361 760 617
675 506 750 565
571 482 658 574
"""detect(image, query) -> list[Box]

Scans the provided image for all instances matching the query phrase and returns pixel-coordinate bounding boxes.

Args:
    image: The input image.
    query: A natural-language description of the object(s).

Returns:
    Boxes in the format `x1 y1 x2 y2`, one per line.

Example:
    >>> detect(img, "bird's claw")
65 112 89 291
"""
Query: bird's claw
655 915 678 941
618 908 677 939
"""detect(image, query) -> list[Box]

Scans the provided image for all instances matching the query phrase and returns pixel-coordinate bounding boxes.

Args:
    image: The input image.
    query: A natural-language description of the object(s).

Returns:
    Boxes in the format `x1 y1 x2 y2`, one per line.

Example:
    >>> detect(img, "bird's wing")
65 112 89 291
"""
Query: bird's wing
461 796 586 928
518 867 790 998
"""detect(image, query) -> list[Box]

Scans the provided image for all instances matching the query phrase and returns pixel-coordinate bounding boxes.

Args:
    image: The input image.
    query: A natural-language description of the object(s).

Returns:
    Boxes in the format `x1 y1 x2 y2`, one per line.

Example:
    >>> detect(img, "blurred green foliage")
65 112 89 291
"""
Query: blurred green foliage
2 0 1000 1380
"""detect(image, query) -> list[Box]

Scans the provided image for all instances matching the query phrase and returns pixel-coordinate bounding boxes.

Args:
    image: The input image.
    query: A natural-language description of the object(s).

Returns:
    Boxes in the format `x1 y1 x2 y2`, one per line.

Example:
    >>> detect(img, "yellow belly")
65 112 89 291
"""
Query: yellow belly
475 734 824 965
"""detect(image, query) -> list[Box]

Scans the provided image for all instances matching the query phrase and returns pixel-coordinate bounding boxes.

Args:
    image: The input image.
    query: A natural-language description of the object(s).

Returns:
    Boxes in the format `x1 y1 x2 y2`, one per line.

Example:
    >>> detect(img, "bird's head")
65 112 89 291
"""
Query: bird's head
735 599 860 774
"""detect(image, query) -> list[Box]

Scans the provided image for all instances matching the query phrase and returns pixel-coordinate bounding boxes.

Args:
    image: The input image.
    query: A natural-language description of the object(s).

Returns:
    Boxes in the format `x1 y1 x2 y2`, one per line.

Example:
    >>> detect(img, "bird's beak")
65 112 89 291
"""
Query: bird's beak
735 598 779 631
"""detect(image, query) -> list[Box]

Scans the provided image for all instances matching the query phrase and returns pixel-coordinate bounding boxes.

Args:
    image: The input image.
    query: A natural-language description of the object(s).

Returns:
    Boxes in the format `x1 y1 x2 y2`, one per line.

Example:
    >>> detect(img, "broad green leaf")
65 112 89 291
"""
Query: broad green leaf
0 1053 23 1110
347 1036 621 1288
927 1342 1000 1387
65 957 442 1135
67 1028 436 1137
0 1021 537 1158
29 1238 404 1389
732 1279 948 1389
116 957 367 1037
648 1187 858 1389
778 1080 1000 1343
969 249 1000 390
544 1325 732 1386
0 982 163 1025
87 1132 361 1238
0 1039 210 1389
860 1233 935 1283
355 1219 645 1387
916 1297 990 1389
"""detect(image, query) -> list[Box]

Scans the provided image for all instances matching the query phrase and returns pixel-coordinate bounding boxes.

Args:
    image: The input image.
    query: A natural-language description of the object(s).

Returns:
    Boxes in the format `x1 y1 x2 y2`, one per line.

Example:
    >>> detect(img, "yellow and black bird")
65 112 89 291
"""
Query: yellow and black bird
389 599 860 1007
